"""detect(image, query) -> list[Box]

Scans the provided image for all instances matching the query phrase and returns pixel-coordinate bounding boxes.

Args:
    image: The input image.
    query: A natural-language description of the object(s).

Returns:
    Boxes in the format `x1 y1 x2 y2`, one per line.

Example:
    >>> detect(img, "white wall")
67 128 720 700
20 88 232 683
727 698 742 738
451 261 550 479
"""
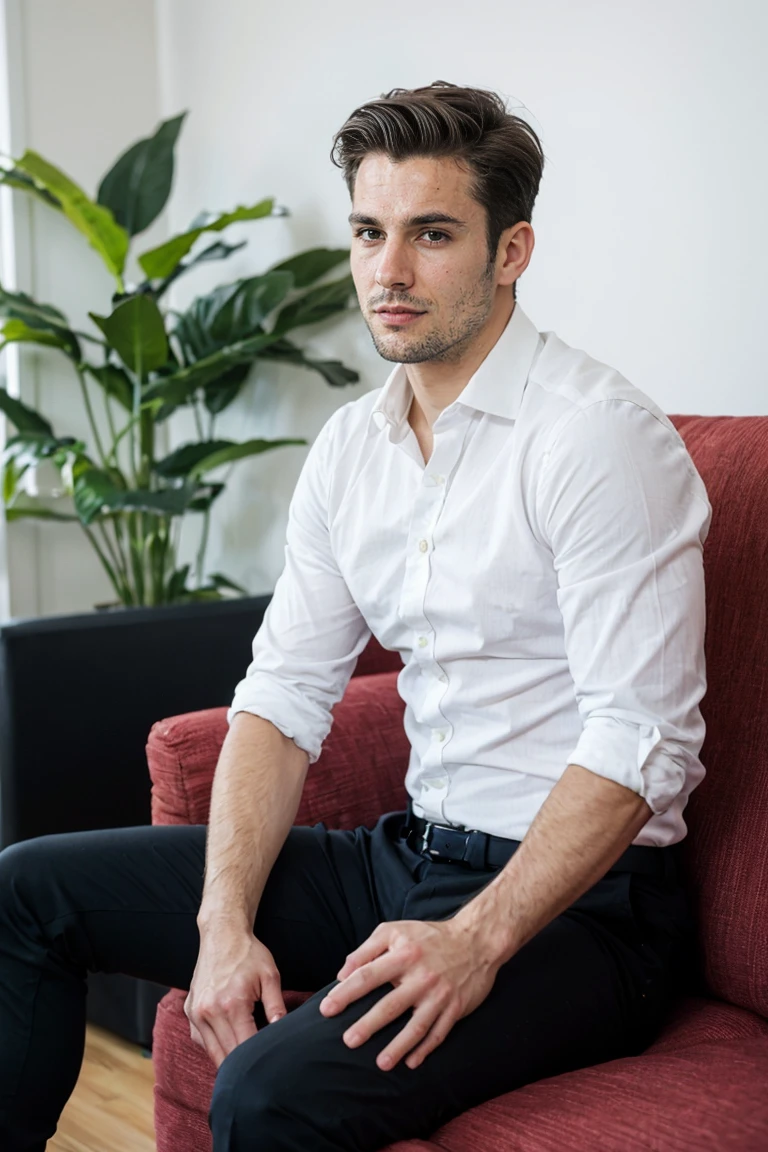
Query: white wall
1 0 163 618
154 0 768 598
3 0 767 616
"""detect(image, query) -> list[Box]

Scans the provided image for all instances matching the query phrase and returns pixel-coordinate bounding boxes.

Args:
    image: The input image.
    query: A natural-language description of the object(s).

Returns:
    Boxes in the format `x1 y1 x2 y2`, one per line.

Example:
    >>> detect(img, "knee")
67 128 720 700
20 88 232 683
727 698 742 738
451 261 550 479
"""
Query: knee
209 1034 318 1152
0 838 45 915
0 835 74 927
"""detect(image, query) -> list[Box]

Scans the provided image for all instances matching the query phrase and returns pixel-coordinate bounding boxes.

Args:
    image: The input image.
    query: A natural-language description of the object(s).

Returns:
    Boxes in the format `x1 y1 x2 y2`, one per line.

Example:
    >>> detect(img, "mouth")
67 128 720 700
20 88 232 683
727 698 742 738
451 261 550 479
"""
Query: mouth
374 307 427 327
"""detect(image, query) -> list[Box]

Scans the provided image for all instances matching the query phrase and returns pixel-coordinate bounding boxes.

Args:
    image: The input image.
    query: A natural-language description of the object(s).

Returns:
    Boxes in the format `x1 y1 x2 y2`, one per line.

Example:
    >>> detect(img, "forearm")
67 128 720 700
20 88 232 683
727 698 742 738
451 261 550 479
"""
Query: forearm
198 711 309 934
450 763 653 967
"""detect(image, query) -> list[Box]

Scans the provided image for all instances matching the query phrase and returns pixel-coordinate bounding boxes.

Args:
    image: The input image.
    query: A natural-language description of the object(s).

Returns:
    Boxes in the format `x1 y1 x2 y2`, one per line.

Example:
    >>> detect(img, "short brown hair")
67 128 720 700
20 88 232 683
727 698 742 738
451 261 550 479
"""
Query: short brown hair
331 81 545 269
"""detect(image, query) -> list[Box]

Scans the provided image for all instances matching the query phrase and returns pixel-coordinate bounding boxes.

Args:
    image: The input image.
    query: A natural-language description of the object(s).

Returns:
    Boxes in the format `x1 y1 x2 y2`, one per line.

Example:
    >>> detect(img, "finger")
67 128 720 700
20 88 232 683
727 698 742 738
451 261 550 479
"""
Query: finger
197 1007 250 1062
321 950 410 1016
402 1005 457 1070
258 970 288 1025
341 982 425 1051
228 1005 260 1047
336 924 392 979
373 999 451 1069
195 1018 230 1068
189 1020 206 1049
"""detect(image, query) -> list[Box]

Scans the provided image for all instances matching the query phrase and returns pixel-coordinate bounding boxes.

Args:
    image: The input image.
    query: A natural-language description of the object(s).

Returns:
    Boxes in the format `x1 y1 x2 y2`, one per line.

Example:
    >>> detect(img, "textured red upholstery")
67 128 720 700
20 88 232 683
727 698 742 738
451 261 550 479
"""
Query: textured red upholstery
670 417 768 1018
148 416 768 1151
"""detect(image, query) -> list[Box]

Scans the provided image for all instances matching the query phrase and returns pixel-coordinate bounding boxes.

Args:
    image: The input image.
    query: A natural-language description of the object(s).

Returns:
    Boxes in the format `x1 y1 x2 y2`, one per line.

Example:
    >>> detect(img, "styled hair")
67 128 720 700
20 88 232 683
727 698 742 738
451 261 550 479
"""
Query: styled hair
331 81 545 279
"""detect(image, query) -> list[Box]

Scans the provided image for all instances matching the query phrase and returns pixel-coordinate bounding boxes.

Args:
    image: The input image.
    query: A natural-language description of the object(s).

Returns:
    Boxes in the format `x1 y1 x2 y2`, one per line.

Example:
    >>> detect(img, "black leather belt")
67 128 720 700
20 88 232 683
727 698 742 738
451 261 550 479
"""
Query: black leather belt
402 800 672 879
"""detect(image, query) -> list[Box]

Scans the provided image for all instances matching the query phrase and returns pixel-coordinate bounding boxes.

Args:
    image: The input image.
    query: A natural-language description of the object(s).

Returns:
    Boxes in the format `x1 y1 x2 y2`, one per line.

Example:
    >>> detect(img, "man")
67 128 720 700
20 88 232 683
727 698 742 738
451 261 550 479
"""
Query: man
0 81 711 1151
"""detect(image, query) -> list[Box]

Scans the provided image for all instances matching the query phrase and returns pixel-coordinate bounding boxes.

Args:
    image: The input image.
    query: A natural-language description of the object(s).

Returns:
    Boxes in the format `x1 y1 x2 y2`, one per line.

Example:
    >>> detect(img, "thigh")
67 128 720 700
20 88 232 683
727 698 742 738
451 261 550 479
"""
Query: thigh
0 817 387 996
208 880 663 1152
0 825 208 991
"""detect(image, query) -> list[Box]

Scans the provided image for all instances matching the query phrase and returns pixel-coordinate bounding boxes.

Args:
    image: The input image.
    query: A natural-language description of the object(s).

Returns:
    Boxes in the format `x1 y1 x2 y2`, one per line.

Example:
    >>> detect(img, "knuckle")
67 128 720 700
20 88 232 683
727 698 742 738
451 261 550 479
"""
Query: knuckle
411 1017 430 1039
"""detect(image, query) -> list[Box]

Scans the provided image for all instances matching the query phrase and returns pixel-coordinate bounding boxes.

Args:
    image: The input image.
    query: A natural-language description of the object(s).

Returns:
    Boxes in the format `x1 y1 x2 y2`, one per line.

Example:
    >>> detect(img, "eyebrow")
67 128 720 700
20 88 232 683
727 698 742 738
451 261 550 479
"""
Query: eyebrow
348 211 467 229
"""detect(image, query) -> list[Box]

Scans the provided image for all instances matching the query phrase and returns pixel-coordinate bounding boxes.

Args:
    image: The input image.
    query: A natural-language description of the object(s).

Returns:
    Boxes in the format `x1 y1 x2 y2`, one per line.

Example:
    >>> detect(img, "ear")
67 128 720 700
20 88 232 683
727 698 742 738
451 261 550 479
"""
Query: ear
496 222 535 287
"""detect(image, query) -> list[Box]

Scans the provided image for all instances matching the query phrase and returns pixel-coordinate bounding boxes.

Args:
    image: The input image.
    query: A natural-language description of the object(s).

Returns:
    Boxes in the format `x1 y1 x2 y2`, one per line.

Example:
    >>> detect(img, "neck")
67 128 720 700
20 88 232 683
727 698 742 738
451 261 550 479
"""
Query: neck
406 293 515 431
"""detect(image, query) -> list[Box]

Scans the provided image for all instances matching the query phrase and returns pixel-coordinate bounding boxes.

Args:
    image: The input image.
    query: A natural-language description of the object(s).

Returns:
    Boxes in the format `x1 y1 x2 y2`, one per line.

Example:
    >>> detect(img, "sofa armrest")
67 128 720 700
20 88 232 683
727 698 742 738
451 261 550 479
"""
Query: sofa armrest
148 669 409 830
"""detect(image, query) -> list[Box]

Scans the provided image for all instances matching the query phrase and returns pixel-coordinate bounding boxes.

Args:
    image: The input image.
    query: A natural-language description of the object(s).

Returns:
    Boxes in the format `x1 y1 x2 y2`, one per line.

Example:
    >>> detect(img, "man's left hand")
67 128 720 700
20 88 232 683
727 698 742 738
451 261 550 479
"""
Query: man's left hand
318 918 500 1072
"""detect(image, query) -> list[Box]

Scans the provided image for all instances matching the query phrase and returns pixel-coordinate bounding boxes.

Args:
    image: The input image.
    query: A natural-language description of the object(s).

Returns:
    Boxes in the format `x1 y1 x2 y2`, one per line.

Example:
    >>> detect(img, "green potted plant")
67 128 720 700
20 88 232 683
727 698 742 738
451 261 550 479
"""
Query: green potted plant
0 115 362 1047
0 110 359 606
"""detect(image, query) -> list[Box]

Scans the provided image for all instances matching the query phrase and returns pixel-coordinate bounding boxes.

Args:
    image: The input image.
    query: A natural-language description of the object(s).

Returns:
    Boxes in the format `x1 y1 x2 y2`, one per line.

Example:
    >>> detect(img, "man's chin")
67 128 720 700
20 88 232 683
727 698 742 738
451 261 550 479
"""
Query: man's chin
368 329 438 364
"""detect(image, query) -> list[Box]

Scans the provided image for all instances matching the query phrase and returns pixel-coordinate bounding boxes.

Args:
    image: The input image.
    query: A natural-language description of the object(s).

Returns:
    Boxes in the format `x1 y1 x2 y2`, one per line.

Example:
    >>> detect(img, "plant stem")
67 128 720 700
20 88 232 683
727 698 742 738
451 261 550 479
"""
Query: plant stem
127 511 145 604
113 515 136 601
75 365 109 467
193 398 204 440
82 524 121 600
96 520 133 604
196 507 212 589
104 394 119 465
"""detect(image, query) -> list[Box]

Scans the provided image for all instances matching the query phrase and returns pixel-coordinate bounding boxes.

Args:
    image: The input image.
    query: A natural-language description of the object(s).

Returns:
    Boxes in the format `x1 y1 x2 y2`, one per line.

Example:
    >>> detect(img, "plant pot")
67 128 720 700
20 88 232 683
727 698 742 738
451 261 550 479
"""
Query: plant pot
0 593 272 1045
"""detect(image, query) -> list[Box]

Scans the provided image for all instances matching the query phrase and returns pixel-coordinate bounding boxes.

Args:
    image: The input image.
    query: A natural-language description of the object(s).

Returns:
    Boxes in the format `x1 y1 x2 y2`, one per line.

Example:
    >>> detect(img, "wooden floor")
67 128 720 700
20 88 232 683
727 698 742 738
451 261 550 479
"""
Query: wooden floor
48 1025 156 1152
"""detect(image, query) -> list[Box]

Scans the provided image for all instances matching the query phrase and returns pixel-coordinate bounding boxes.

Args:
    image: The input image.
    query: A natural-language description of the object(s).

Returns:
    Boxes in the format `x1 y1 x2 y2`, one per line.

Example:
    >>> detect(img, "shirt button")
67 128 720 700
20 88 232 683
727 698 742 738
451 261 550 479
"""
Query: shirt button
418 539 428 553
435 731 446 742
439 673 448 683
432 474 444 485
418 636 428 648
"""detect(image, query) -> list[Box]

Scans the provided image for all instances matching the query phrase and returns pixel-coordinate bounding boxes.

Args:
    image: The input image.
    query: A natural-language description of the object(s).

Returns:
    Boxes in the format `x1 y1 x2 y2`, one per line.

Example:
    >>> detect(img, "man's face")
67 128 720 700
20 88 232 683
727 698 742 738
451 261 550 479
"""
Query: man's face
348 153 501 364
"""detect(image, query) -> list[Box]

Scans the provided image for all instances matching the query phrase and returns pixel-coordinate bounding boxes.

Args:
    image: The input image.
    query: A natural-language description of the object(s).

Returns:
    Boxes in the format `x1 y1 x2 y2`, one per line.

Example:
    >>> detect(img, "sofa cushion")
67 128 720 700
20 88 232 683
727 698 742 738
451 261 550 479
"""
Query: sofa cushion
669 415 768 1018
430 1034 768 1152
153 991 768 1152
149 669 409 830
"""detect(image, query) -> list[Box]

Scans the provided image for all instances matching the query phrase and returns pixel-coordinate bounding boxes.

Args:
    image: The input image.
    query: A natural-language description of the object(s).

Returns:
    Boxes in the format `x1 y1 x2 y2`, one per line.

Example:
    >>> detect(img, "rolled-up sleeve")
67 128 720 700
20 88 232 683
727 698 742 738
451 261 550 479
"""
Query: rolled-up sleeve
227 405 371 763
536 398 712 815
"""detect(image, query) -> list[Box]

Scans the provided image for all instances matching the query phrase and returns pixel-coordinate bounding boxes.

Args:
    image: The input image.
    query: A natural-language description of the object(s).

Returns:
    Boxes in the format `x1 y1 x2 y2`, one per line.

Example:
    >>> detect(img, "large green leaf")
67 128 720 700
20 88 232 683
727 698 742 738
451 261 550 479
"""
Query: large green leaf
155 437 306 480
0 387 54 435
0 319 70 354
89 295 169 376
73 466 198 525
269 248 350 289
147 238 247 299
97 113 186 236
173 272 294 363
3 431 79 468
138 199 278 280
142 329 280 409
13 150 129 282
208 572 248 594
259 338 359 387
0 167 61 208
202 363 252 416
187 482 225 513
271 274 357 336
190 438 306 476
0 284 81 359
5 500 78 523
165 563 191 600
155 439 238 477
1 431 82 502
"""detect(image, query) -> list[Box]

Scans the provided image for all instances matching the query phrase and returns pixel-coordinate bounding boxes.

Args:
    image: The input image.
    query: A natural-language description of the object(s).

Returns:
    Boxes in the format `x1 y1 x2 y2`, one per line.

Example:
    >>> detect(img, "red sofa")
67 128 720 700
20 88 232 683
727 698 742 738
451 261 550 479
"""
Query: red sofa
148 414 768 1151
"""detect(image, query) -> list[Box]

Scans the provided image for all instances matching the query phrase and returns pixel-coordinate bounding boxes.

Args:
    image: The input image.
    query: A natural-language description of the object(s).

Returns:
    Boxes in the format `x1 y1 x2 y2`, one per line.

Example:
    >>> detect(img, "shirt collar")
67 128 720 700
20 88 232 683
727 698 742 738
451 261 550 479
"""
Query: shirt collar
369 302 542 437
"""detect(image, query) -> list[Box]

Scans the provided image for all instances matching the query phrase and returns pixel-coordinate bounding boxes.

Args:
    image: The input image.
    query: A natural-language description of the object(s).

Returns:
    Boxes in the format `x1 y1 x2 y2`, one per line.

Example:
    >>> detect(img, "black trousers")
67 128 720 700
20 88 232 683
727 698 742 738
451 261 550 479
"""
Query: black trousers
0 808 693 1152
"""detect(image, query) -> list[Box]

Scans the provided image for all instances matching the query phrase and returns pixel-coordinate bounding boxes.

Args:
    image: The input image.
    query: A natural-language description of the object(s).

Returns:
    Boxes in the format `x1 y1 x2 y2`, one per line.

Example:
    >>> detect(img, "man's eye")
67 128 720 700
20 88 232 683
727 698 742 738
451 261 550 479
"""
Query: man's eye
421 230 448 245
356 229 381 242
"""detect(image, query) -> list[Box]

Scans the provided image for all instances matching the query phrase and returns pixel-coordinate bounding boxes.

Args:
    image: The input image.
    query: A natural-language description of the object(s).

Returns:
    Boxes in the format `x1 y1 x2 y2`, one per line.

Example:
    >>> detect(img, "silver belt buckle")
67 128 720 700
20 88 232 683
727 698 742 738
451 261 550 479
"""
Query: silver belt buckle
420 820 434 854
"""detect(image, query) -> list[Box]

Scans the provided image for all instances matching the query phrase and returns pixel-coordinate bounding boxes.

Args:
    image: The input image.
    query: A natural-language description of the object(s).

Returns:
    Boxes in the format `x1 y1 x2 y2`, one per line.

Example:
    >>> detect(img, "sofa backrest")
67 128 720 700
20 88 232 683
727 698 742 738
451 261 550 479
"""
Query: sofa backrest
671 415 768 1019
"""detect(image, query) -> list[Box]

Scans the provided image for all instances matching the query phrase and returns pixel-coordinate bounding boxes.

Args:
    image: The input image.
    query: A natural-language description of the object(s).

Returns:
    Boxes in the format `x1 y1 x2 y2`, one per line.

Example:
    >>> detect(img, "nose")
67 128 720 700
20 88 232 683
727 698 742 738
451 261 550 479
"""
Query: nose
375 238 414 291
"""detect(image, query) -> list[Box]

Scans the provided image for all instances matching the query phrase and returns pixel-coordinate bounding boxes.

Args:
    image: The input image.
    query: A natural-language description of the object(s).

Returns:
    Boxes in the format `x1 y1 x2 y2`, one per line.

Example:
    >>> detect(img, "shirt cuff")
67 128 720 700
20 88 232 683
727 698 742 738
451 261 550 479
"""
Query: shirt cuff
227 676 330 765
566 714 686 815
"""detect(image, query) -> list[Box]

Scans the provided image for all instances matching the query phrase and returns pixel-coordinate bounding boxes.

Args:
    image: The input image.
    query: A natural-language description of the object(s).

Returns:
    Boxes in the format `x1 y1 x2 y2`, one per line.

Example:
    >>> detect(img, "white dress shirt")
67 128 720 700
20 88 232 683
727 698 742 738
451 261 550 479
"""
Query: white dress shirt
228 303 712 848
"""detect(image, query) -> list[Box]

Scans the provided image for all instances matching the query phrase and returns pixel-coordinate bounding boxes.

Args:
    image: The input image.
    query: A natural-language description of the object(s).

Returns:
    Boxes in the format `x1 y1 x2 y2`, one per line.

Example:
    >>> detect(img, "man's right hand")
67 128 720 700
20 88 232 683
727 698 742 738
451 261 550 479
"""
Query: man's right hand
184 926 288 1068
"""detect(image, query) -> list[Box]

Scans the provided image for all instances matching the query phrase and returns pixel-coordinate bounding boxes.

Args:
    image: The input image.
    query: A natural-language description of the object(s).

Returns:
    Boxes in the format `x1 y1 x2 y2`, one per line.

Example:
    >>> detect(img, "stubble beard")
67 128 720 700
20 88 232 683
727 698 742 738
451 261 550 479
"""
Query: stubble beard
366 263 497 365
